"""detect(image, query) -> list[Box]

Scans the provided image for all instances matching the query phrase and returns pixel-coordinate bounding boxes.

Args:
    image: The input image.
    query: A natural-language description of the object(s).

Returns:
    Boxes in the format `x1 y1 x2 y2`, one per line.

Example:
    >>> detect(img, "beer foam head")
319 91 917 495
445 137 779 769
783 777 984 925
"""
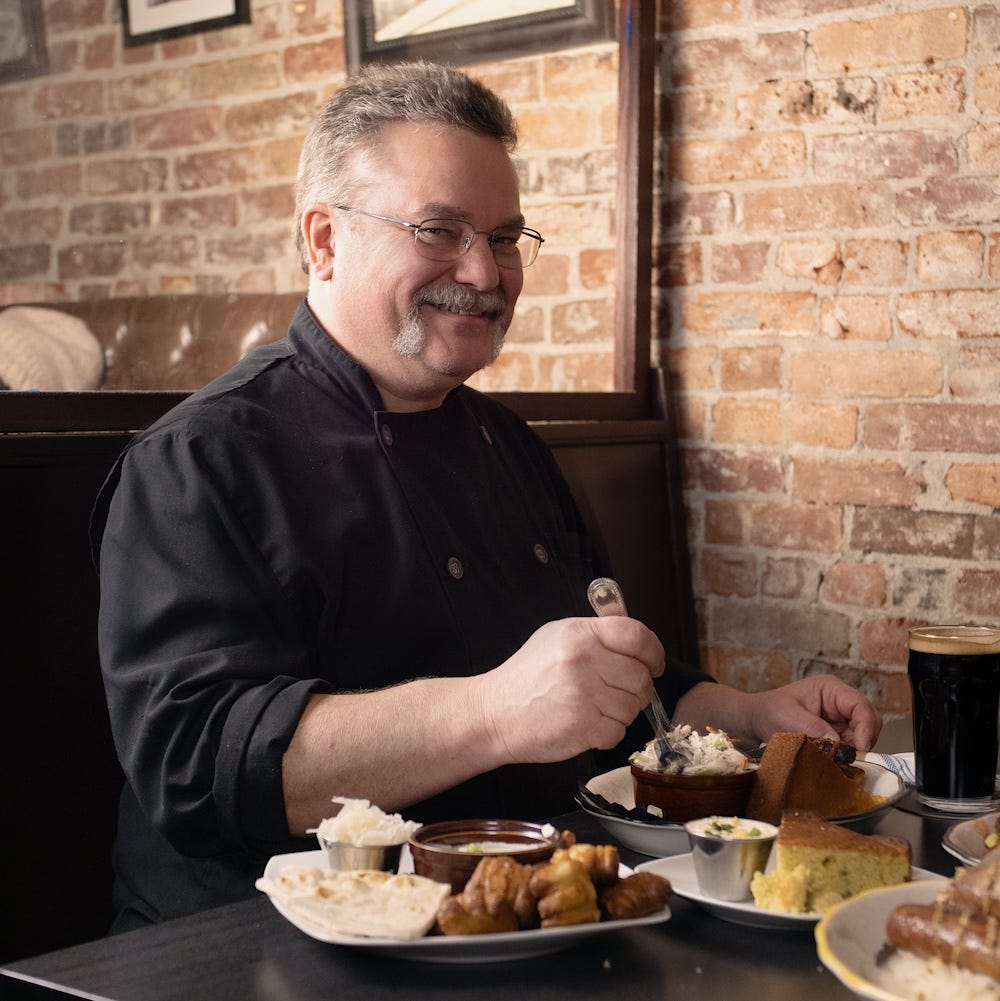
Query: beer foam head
909 625 1000 656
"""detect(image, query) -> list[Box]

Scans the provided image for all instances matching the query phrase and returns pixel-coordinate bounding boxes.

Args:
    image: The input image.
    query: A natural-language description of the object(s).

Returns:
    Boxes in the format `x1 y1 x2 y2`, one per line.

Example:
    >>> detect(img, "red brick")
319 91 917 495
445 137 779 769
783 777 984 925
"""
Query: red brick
841 239 908 286
814 131 958 180
188 55 282 99
789 403 858 449
711 242 768 283
746 501 843 552
17 164 82 200
976 64 1000 114
705 499 745 545
162 195 239 229
955 570 1000 619
812 8 967 72
736 78 877 129
851 508 975 559
1 126 53 165
660 190 734 236
0 244 50 279
665 346 717 391
57 241 127 279
45 0 106 31
866 403 1000 454
701 550 758 597
946 464 1000 507
672 131 805 184
692 448 784 494
579 249 615 290
672 32 802 89
683 291 815 336
916 231 984 283
720 345 781 391
744 183 893 232
34 81 103 120
135 108 223 151
713 398 783 445
777 239 842 283
881 68 965 121
822 561 887 608
656 243 702 286
701 645 793 693
898 290 1000 339
951 345 1000 399
820 295 892 340
662 0 741 31
713 601 850 657
175 148 260 191
134 235 200 268
2 208 62 242
897 178 1000 227
69 202 150 235
793 458 924 507
858 616 913 667
976 517 1000 560
792 350 941 399
109 71 185 112
537 351 614 392
762 557 820 601
225 93 318 142
967 124 1000 172
85 158 168 196
283 39 347 83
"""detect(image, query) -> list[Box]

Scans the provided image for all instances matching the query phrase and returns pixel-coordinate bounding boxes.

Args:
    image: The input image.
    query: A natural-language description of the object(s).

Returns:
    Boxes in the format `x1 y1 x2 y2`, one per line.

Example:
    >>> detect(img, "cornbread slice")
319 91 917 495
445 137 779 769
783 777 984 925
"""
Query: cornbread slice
750 810 910 915
746 733 885 824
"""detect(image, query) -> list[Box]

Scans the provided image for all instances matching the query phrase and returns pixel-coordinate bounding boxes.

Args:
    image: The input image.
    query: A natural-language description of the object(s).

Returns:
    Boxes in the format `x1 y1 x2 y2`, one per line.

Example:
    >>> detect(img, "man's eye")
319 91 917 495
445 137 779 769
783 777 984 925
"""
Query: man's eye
491 231 522 248
419 223 463 241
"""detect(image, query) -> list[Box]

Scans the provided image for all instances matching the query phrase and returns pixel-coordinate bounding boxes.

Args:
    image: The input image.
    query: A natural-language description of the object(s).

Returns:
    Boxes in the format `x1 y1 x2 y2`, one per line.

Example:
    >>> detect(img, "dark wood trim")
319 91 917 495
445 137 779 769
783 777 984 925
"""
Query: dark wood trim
614 0 655 398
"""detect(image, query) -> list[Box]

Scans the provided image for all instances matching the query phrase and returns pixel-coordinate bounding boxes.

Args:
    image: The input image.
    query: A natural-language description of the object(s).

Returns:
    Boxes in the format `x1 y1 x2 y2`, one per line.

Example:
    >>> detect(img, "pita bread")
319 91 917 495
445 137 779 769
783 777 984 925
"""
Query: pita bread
256 865 450 940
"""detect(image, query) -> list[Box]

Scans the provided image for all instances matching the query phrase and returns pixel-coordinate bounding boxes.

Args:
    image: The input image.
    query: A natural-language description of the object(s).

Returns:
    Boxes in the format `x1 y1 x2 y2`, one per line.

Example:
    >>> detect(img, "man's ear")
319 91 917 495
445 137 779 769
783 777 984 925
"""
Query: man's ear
302 203 335 281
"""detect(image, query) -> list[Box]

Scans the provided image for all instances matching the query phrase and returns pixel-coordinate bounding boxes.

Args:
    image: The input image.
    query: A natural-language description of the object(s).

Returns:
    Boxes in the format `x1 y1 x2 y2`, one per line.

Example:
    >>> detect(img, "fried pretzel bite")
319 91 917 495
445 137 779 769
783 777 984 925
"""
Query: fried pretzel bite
435 893 518 935
528 857 601 928
599 871 672 920
461 855 539 929
551 842 620 887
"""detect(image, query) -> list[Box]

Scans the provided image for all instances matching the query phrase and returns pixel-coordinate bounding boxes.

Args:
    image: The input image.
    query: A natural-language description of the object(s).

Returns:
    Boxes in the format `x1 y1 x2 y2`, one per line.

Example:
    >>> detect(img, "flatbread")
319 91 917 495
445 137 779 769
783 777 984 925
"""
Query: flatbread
256 865 450 940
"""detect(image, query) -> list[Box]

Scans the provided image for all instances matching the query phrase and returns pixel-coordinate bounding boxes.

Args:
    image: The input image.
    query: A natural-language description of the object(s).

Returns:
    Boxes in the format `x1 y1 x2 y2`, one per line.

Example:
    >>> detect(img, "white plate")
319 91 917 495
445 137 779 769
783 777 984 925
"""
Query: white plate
259 850 671 963
942 810 1000 866
581 760 906 856
816 879 953 1001
636 853 940 932
579 766 691 857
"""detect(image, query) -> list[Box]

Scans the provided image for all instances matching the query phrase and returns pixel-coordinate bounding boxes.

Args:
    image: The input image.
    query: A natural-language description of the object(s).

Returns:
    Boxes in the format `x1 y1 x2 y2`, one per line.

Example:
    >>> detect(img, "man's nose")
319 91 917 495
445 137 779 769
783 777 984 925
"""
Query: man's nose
450 232 502 288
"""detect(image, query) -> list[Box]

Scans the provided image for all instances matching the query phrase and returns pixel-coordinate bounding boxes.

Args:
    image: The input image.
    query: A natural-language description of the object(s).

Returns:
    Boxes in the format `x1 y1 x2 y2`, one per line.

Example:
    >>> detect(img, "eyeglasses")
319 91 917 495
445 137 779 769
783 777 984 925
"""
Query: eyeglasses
332 204 544 269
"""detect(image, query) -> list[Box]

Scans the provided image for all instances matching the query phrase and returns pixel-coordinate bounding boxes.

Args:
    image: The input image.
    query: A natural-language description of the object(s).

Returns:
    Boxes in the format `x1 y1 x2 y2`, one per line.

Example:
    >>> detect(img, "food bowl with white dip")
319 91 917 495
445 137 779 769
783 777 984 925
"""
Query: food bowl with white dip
684 816 778 901
408 819 561 893
311 797 422 874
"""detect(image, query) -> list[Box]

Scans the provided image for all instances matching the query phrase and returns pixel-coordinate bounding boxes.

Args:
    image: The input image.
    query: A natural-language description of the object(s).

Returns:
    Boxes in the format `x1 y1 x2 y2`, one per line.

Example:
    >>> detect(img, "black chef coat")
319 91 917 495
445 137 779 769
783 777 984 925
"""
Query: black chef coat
91 301 708 928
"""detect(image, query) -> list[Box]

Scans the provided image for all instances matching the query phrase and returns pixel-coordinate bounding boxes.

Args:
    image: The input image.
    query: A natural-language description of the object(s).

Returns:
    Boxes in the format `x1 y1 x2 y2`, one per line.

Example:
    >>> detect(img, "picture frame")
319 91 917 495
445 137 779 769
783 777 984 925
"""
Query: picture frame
0 0 49 85
119 0 251 49
344 0 614 70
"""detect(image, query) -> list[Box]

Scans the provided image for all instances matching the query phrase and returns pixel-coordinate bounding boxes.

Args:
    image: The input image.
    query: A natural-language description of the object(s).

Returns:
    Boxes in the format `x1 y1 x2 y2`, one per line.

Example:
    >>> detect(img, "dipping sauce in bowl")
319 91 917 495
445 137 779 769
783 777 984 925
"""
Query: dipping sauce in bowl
684 816 778 901
409 820 561 893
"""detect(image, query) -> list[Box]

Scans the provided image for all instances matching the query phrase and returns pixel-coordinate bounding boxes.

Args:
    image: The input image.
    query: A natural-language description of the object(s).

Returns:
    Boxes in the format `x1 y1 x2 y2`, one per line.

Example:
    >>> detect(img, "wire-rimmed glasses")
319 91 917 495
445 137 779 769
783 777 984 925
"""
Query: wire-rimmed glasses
332 204 544 269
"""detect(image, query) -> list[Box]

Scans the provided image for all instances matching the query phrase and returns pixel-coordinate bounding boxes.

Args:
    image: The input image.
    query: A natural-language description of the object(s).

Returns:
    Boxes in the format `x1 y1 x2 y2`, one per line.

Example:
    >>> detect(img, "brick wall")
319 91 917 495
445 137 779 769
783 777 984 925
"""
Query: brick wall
0 0 619 393
2 0 997 720
656 2 1000 714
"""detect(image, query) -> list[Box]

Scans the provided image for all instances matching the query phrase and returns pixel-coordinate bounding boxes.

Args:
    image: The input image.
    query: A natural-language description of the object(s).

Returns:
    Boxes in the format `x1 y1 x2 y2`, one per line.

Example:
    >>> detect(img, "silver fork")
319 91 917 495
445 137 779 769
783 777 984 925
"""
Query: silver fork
587 577 676 763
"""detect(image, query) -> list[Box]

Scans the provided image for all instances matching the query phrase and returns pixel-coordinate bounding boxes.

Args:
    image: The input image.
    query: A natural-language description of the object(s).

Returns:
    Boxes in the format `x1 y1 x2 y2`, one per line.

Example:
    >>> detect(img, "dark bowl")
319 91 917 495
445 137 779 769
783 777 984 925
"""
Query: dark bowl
408 819 561 894
630 764 757 823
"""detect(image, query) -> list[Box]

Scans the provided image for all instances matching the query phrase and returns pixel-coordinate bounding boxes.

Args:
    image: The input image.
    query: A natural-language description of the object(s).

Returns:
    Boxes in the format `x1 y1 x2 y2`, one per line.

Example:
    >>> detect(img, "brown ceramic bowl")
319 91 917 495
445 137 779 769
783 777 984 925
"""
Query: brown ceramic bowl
630 764 757 823
408 819 561 894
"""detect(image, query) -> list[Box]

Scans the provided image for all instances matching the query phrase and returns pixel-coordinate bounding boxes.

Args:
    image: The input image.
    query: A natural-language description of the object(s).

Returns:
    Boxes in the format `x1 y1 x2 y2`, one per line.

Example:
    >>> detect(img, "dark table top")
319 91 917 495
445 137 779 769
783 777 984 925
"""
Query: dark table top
1 801 965 1001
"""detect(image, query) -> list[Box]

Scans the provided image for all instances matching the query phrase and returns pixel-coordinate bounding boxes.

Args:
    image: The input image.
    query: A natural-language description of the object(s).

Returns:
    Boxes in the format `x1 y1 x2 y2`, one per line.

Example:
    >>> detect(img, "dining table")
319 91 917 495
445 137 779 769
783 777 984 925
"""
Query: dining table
0 772 970 1001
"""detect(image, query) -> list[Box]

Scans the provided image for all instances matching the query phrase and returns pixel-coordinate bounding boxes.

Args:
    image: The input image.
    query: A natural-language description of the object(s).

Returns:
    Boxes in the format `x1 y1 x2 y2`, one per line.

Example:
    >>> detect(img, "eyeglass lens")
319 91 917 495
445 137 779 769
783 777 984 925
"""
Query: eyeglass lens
414 219 541 269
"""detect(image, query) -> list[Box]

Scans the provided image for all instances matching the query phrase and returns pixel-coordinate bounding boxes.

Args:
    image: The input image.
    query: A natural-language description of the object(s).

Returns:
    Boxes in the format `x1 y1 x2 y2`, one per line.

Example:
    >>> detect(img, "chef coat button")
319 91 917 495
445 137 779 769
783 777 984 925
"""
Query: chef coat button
447 557 464 579
479 424 493 445
533 543 550 564
380 424 394 447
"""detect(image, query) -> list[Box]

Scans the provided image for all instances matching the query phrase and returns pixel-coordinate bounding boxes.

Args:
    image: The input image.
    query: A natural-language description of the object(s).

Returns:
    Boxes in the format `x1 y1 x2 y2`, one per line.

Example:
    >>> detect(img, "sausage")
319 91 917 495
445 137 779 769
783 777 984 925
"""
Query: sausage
887 903 1000 981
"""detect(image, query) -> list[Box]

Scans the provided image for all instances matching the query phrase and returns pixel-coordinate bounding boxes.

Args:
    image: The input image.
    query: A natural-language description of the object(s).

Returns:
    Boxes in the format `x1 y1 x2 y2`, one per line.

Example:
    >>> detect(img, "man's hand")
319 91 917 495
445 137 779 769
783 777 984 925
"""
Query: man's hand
473 617 666 764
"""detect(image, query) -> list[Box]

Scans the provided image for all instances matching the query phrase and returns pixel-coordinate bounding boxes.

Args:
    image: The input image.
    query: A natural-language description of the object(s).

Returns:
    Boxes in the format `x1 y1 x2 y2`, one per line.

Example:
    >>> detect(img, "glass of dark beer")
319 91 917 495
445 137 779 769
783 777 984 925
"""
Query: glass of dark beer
908 625 1000 812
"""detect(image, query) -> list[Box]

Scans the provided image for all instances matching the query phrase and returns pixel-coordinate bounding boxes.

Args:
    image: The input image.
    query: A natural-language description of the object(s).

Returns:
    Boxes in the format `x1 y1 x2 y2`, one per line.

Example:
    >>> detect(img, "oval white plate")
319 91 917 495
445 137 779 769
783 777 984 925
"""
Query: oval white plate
941 810 1000 866
816 879 952 1001
581 760 906 856
637 853 939 932
259 850 671 963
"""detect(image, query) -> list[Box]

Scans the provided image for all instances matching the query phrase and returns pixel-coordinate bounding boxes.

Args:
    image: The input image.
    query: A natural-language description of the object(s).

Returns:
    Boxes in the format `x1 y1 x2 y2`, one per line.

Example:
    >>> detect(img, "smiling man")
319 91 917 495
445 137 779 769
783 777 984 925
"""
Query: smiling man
92 62 880 932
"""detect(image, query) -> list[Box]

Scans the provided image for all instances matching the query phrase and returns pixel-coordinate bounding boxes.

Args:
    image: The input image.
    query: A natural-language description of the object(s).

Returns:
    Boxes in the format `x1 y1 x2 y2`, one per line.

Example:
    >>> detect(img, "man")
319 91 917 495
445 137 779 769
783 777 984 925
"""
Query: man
92 62 880 930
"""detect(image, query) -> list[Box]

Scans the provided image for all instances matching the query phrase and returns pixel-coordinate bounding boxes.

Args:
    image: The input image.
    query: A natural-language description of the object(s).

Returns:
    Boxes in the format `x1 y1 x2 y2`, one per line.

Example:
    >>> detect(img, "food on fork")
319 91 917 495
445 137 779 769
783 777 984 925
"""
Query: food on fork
629 723 754 776
750 810 910 915
746 733 885 824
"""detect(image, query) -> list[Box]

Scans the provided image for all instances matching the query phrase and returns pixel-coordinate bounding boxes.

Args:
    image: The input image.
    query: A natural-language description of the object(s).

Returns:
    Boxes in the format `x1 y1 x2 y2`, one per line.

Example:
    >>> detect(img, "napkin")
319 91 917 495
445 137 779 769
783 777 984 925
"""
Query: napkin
863 752 915 786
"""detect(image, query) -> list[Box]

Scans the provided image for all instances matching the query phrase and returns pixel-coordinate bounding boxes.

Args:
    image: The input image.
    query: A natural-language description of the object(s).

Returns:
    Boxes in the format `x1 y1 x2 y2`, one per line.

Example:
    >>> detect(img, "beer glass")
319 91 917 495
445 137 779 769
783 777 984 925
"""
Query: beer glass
908 625 1000 812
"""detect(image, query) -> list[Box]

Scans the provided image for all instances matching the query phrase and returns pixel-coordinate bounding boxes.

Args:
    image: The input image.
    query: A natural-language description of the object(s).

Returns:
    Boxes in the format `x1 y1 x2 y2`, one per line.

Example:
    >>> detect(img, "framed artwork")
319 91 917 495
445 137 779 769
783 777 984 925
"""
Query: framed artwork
119 0 251 48
344 0 614 70
0 0 49 84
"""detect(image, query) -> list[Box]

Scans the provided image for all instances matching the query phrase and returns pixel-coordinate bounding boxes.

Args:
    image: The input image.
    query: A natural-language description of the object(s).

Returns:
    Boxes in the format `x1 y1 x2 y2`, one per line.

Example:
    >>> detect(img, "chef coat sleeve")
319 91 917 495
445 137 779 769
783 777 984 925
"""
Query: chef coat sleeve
94 426 328 859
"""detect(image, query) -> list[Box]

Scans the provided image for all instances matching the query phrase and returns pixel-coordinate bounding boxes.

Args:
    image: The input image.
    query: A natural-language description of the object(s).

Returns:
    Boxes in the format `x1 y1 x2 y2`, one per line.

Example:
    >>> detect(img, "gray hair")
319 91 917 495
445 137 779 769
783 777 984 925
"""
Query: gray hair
294 61 519 273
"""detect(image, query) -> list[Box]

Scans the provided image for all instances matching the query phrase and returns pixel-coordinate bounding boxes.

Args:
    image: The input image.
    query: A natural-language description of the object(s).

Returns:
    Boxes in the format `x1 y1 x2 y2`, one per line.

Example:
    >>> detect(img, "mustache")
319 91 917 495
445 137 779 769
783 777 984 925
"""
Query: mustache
413 283 507 316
